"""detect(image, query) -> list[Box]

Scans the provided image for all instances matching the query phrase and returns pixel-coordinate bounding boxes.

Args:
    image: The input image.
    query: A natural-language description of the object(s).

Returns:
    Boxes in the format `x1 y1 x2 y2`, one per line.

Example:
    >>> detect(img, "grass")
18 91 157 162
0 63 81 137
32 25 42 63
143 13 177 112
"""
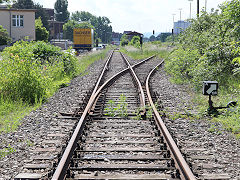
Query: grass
120 42 171 60
0 144 16 159
192 87 240 138
77 49 108 74
0 48 109 133
0 97 41 132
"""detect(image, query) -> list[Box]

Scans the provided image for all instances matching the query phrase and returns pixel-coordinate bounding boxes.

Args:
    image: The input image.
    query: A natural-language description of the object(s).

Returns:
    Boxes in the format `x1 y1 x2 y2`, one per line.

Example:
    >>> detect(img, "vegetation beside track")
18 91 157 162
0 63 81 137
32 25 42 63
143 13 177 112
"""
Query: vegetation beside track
0 41 109 132
120 41 170 60
164 0 240 138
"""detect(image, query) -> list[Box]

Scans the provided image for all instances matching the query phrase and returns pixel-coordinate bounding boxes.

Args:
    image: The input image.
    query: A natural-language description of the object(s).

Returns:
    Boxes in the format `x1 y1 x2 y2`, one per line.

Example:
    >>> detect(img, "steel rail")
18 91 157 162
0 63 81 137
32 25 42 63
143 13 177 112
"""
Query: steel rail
52 52 155 179
145 60 196 180
120 52 146 115
52 51 114 179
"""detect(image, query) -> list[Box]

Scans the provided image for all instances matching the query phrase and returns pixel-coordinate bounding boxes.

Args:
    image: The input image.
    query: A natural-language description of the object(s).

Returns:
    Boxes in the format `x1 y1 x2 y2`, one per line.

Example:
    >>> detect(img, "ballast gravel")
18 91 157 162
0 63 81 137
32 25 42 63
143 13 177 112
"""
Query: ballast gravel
1 52 239 179
151 66 240 179
0 53 107 180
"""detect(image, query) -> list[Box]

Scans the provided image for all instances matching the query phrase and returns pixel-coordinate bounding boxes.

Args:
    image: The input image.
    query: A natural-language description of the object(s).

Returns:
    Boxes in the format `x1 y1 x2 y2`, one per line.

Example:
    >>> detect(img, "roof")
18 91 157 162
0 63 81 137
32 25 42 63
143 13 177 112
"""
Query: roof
123 31 132 34
126 31 143 36
0 5 37 12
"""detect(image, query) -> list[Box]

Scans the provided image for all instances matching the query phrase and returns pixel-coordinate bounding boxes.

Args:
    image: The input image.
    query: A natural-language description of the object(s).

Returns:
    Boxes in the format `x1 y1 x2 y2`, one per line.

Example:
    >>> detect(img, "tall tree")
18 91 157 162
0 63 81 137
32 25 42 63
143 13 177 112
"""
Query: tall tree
12 0 34 9
35 17 49 41
54 0 70 22
34 3 50 30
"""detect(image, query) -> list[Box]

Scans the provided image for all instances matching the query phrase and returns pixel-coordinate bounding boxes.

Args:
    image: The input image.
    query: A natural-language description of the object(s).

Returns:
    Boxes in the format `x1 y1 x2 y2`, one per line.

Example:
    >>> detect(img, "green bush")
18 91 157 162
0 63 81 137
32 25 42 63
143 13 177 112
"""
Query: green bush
0 25 11 45
120 34 129 46
0 40 77 103
128 36 140 48
166 48 200 82
35 17 49 42
166 2 240 87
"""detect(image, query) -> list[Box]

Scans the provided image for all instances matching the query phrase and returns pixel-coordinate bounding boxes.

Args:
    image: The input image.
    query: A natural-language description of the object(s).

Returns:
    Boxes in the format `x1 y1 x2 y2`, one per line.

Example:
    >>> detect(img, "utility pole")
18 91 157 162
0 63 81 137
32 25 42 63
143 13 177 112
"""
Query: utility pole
172 13 176 44
197 0 200 17
205 0 207 12
188 0 193 19
179 8 182 34
179 8 182 22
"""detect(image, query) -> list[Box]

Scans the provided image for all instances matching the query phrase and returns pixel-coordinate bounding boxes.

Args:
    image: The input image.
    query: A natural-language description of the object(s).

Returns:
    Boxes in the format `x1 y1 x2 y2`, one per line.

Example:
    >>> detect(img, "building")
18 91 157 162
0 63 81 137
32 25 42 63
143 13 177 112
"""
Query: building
0 5 36 41
111 32 122 45
43 8 64 40
173 20 191 34
125 31 143 41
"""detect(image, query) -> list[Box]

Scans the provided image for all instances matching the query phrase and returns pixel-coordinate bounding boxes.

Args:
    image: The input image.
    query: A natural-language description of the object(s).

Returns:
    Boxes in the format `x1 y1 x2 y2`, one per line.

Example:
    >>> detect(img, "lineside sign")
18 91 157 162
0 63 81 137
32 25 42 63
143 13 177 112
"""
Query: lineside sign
202 81 218 96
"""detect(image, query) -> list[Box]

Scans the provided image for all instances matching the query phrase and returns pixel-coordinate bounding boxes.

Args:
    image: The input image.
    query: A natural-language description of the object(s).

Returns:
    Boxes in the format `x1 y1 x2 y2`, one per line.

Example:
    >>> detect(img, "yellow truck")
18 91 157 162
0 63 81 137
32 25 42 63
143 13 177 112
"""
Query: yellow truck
73 28 94 51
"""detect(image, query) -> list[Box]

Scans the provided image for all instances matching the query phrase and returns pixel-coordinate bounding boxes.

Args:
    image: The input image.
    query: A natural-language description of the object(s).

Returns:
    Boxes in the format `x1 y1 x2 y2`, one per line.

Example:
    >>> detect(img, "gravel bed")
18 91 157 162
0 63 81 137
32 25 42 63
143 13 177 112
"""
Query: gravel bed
0 53 108 179
152 66 240 179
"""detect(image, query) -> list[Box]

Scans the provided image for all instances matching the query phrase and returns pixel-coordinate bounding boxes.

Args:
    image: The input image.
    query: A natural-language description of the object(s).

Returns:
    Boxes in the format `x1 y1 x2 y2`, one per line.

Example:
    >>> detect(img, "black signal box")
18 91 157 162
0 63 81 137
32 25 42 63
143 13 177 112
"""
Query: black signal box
203 81 218 96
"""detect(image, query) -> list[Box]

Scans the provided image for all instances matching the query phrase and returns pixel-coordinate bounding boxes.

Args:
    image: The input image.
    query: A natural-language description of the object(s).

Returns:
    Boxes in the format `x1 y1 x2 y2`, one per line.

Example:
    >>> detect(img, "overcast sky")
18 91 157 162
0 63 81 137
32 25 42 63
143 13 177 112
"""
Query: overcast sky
34 0 227 33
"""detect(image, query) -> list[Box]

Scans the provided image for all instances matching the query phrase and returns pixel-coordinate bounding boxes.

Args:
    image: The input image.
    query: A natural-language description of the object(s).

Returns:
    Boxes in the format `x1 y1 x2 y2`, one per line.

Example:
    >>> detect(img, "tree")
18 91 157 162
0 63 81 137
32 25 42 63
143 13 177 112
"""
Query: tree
12 0 34 9
71 11 94 22
63 20 94 41
120 34 129 46
54 0 70 22
34 3 50 30
35 17 49 42
129 36 141 48
95 16 112 43
157 33 172 42
0 25 11 45
149 35 156 42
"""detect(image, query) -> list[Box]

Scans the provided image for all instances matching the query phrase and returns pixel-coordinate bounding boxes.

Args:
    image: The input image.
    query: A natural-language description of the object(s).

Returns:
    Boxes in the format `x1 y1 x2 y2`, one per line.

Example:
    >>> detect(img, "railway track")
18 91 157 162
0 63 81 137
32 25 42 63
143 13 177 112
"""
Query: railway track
48 50 196 179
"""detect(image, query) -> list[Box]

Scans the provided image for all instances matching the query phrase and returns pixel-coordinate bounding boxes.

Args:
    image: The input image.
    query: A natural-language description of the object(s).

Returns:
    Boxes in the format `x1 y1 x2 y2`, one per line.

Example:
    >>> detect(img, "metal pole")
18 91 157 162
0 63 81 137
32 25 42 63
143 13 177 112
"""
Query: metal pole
197 0 200 17
190 2 191 19
179 8 182 34
172 13 175 41
179 8 182 21
205 0 207 12
188 0 193 19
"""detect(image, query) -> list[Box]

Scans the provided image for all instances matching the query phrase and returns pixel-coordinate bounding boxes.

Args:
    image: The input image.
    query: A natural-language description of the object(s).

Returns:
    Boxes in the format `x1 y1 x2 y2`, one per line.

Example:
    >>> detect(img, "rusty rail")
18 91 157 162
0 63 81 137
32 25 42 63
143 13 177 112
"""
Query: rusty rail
145 60 196 180
120 52 147 115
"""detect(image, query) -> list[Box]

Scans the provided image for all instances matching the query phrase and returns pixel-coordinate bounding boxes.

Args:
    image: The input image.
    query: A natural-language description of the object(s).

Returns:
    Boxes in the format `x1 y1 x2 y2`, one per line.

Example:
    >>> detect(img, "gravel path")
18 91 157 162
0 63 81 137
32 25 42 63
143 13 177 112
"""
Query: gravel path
152 66 240 179
0 54 107 179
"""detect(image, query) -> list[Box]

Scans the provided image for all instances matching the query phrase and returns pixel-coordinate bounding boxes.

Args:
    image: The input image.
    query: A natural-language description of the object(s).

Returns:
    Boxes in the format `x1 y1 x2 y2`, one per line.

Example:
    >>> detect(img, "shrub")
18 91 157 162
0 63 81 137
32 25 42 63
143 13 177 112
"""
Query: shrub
0 40 77 103
35 17 49 42
129 36 141 48
0 25 11 45
120 34 129 46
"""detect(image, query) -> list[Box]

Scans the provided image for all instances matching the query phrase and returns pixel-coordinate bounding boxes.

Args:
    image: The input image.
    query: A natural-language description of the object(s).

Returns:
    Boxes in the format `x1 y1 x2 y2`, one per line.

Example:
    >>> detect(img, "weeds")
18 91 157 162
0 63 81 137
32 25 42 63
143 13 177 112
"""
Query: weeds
104 94 128 117
104 99 118 117
117 94 128 117
0 144 16 159
120 42 170 60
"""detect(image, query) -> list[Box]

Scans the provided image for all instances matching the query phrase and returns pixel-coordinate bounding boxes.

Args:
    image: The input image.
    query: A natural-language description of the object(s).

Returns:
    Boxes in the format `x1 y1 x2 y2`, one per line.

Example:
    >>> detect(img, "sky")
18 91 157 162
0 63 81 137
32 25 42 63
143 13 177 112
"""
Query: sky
33 0 227 34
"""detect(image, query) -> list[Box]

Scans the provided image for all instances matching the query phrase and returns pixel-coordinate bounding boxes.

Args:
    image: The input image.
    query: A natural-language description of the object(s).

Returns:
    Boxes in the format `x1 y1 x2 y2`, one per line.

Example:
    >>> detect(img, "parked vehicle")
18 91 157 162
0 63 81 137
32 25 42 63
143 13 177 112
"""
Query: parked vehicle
73 28 94 52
